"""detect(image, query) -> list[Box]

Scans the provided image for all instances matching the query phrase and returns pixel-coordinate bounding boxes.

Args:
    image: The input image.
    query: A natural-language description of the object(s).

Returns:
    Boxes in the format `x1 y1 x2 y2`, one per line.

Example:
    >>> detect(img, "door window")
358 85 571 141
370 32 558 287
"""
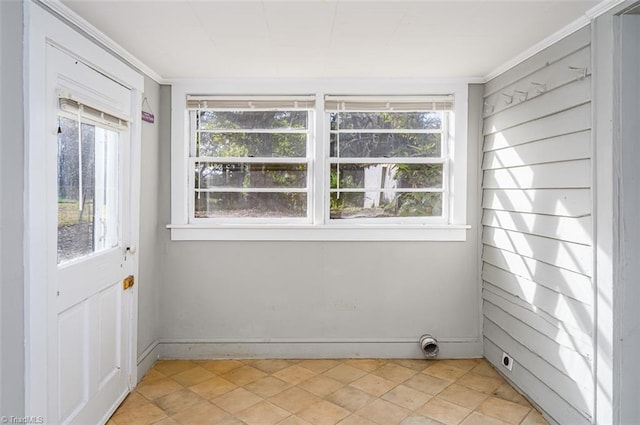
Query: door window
57 114 120 264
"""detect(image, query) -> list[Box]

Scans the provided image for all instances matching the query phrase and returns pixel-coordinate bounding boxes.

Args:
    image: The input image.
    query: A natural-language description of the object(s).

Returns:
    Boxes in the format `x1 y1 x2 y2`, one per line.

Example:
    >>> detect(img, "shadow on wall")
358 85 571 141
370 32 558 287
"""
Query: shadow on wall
481 126 595 421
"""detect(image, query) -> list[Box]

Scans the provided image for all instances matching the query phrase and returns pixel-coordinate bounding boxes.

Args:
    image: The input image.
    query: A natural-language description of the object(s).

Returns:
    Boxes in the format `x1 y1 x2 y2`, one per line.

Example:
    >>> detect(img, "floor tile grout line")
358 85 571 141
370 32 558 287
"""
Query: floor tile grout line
110 359 545 425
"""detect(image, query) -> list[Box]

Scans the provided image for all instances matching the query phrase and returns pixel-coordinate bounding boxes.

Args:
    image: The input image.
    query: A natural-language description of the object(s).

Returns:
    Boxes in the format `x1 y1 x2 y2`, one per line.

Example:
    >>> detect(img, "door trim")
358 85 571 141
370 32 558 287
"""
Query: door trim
24 2 143 420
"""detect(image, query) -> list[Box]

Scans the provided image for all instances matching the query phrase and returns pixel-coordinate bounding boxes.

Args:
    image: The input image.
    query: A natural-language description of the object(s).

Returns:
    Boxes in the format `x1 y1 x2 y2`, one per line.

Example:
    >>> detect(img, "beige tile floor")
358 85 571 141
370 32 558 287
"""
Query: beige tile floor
108 358 549 425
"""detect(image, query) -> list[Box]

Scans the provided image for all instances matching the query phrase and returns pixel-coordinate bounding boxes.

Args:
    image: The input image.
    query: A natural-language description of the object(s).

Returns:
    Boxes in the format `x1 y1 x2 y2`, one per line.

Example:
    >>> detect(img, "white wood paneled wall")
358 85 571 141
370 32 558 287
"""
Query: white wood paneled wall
480 26 593 425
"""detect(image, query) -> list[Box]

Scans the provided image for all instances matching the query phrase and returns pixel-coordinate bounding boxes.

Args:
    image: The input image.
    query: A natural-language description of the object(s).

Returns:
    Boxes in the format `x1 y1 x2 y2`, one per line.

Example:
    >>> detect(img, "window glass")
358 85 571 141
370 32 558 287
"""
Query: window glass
190 107 311 220
57 116 119 263
194 192 307 218
329 107 449 221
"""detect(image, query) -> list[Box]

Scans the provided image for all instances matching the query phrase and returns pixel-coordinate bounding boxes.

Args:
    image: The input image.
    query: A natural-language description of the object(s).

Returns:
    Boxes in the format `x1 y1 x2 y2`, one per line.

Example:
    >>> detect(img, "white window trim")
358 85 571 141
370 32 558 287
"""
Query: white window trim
169 79 470 241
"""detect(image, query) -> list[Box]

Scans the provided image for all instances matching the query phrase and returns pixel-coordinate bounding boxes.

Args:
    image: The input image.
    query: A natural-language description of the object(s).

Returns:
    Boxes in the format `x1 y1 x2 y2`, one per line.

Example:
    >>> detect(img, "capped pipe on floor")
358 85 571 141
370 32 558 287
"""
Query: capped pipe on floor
420 334 439 358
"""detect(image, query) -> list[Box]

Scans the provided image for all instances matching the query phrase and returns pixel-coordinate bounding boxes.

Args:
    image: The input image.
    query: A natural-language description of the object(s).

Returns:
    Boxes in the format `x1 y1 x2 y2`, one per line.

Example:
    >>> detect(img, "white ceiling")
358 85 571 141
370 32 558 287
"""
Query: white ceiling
61 0 600 80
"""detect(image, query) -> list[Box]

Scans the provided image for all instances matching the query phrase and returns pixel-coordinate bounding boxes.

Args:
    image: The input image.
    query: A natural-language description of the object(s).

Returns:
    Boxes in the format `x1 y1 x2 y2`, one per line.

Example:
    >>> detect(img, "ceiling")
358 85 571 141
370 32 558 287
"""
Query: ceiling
61 0 600 81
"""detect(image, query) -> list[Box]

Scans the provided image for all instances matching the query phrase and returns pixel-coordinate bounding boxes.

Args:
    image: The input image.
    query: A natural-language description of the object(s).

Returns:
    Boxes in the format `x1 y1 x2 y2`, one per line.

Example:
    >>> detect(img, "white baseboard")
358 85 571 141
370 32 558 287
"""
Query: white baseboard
157 338 482 360
137 339 160 383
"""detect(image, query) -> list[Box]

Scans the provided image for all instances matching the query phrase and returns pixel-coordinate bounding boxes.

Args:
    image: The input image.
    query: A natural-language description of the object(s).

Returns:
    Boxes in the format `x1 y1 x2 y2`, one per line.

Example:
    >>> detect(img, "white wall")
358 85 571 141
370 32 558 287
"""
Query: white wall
618 12 640 425
136 75 162 379
0 0 25 418
480 27 594 425
156 85 484 359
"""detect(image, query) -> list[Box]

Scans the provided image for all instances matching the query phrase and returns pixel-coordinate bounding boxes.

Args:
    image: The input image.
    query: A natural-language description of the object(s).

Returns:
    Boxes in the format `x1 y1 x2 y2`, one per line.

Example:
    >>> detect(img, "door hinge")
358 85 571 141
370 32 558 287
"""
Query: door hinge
123 275 135 290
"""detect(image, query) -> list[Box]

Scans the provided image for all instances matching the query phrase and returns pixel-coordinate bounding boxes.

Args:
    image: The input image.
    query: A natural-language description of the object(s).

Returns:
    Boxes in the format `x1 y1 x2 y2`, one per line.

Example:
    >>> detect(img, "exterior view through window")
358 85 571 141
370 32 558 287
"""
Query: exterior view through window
327 96 452 222
189 97 314 220
57 110 120 264
186 95 453 224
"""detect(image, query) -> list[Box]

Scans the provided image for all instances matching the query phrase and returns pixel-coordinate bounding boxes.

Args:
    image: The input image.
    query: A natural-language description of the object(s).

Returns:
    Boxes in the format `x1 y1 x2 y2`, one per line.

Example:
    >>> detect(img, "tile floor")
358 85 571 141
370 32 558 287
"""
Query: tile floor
108 358 549 425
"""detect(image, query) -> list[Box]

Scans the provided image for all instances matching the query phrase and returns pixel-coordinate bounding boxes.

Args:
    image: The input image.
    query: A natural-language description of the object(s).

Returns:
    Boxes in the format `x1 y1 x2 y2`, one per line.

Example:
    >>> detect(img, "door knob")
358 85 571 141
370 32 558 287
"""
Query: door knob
125 245 137 254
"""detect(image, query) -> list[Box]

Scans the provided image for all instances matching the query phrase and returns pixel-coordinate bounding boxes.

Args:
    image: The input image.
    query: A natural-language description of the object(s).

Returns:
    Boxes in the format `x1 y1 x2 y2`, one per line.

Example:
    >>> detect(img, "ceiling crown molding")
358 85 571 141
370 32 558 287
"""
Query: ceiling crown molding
35 0 165 84
483 0 627 82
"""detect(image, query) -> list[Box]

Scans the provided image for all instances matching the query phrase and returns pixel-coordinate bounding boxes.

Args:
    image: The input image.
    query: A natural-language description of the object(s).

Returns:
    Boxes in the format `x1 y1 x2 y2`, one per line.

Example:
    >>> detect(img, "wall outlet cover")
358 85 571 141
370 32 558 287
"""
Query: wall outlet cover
501 352 514 371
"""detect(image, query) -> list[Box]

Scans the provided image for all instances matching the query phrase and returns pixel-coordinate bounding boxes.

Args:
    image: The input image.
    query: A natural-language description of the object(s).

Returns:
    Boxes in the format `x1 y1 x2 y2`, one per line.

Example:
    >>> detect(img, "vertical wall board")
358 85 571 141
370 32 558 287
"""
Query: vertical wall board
618 12 640 425
0 0 25 418
481 24 594 421
136 75 162 380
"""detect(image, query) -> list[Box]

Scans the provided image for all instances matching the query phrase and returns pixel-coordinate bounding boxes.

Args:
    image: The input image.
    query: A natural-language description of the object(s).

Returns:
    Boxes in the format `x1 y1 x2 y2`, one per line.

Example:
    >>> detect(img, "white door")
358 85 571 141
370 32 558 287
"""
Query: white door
47 45 134 425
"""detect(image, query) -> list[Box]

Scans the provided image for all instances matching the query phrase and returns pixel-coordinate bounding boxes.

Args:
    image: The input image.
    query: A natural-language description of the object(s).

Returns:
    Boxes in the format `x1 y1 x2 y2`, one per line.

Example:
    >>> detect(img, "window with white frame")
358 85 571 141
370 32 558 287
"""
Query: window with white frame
325 96 453 223
172 88 468 241
187 96 315 222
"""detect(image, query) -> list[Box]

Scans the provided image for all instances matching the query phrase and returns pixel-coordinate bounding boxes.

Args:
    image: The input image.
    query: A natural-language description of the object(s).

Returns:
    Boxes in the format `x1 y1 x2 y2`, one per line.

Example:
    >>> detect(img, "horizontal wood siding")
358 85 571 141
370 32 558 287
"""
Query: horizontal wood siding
481 27 593 424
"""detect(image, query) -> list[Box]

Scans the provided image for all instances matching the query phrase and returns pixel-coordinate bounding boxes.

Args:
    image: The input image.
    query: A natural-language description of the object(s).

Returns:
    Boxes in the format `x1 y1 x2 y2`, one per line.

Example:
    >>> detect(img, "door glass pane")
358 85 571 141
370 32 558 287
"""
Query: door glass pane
57 116 119 264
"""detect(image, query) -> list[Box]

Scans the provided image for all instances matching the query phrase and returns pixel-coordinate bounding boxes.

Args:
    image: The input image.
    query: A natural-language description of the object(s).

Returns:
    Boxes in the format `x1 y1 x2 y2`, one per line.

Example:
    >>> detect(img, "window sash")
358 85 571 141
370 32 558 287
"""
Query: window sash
188 107 313 223
325 108 451 223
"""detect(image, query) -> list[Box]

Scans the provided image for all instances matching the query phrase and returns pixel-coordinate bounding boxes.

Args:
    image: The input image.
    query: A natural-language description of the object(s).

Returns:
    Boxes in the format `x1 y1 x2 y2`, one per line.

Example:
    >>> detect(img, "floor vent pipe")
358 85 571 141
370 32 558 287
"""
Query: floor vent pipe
420 334 439 358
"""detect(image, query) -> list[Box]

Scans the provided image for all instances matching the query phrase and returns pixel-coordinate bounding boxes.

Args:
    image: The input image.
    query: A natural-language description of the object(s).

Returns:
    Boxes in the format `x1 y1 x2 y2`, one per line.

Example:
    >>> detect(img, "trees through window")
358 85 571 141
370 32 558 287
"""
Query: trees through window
187 95 454 225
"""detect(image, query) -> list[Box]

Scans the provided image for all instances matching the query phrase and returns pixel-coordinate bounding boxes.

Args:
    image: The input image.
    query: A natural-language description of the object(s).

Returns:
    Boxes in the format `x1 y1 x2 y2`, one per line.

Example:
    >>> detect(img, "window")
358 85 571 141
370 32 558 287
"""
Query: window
325 96 453 223
187 96 315 223
170 84 469 241
57 98 123 263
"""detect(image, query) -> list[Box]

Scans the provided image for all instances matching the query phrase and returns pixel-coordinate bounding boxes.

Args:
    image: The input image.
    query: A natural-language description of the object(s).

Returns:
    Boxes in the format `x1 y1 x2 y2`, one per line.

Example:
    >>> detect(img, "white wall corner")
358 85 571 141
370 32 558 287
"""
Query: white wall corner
137 339 160 384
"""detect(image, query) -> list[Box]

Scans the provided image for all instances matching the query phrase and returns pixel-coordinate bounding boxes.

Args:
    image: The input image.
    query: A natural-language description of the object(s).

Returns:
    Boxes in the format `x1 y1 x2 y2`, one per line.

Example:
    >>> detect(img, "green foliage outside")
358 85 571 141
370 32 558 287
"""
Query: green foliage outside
195 110 308 217
194 109 446 218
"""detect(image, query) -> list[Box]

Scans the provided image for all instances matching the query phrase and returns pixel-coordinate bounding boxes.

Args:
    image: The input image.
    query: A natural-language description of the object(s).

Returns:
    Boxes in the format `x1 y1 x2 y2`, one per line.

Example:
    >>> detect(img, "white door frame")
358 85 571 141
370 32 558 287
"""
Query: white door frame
24 2 143 419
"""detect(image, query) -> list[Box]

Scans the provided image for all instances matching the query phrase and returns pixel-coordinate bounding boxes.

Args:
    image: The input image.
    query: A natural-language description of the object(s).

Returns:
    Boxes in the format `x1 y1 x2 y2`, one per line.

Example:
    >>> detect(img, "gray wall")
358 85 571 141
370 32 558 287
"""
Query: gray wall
136 75 162 378
618 13 640 425
480 27 593 425
0 0 25 418
156 85 484 359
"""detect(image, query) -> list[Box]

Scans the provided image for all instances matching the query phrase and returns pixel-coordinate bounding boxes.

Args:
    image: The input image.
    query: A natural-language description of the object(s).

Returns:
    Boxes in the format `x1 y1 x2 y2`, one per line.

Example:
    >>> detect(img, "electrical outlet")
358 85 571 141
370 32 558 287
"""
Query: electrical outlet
501 352 514 371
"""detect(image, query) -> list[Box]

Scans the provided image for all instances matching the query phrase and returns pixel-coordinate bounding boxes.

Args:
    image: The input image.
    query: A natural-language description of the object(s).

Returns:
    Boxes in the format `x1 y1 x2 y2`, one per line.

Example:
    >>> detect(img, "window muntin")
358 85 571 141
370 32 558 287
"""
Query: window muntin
188 97 314 222
326 96 452 222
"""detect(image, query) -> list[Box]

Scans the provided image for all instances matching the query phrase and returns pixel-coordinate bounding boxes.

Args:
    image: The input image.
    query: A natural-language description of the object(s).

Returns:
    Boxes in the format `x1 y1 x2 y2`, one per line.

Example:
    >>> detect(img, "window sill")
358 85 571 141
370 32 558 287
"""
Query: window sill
167 224 471 241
